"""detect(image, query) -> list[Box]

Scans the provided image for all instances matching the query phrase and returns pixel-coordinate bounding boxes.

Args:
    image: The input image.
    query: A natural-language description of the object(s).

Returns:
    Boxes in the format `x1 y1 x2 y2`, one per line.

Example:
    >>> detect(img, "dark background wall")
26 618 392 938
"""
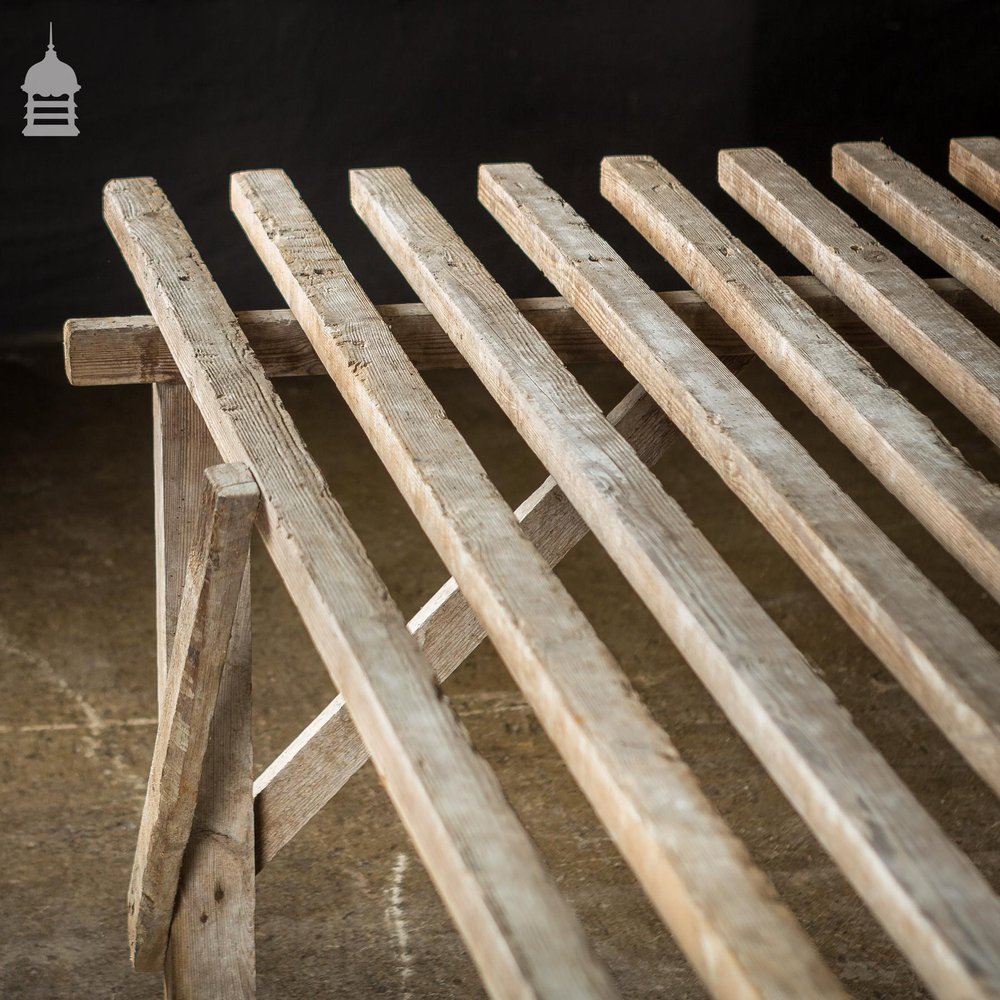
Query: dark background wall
1 0 997 337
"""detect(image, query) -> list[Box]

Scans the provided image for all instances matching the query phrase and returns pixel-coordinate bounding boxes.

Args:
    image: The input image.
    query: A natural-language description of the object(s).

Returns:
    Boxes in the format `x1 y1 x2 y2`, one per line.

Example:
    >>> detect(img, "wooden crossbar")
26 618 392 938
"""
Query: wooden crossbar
251 376 742 866
80 135 1000 1000
61 276 1000 387
351 165 1000 996
951 136 1000 210
105 177 619 999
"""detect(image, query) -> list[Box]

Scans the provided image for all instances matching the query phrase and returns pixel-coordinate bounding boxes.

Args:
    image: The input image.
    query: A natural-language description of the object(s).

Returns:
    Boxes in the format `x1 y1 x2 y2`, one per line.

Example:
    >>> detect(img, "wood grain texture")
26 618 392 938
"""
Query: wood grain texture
833 141 1000 313
477 159 1000 1000
252 376 734 864
720 145 1000 448
951 137 1000 212
602 153 1000 790
152 385 256 999
62 278 1000 387
232 168 840 1000
106 176 617 1000
130 464 259 971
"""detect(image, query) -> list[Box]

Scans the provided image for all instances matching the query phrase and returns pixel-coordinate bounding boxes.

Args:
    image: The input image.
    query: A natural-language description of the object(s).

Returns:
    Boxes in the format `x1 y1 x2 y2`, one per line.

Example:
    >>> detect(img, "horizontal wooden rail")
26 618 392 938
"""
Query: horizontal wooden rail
63 277 1000 387
105 175 618 1000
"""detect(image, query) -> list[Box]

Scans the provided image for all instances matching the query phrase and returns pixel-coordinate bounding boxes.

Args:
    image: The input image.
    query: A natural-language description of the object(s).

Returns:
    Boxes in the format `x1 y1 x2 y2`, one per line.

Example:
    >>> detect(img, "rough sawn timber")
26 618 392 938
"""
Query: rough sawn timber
252 374 741 863
719 145 1000 449
833 141 1000 313
61 277 1000 387
129 463 259 972
599 153 1000 792
152 384 256 999
950 137 1000 212
104 175 619 1000
478 158 1000 1000
232 167 843 1000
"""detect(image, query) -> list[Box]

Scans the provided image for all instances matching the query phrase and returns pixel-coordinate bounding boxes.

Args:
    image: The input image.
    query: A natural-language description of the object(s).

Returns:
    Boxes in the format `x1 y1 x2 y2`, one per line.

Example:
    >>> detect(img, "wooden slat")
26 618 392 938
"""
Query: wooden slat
61 277 1000 387
233 169 839 1000
153 385 256 998
951 137 1000 211
833 141 1000 312
603 157 1000 604
508 154 1000 801
254 376 741 864
720 145 1000 448
105 176 617 1000
130 463 259 971
475 160 1000 1000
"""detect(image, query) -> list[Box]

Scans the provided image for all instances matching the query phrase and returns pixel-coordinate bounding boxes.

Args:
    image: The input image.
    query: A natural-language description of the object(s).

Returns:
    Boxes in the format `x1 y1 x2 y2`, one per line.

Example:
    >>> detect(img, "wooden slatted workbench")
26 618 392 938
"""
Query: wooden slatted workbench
65 136 1000 1000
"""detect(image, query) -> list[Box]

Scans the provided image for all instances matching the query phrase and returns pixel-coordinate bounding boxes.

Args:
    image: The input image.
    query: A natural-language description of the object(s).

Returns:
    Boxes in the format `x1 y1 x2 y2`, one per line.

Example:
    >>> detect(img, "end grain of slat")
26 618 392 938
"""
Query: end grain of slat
129 463 259 972
833 141 1000 313
720 145 1000 449
951 137 1000 212
480 159 1000 1000
105 176 618 1000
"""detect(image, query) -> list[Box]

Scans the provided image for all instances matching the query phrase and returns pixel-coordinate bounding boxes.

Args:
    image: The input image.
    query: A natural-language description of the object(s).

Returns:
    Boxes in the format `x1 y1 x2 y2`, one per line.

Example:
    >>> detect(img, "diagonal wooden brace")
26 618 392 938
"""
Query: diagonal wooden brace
253 369 744 868
130 462 260 973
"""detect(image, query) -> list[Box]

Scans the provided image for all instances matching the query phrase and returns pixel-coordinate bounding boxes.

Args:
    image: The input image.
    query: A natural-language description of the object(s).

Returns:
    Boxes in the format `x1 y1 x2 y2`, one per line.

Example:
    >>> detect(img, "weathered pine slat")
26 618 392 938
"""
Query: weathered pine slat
951 137 1000 211
62 277 1000 387
833 141 1000 313
600 153 1000 786
477 160 1000 1000
253 376 745 865
603 150 1000 600
130 463 259 972
152 385 256 999
105 176 619 1000
505 154 1000 794
232 168 841 1000
719 146 1000 448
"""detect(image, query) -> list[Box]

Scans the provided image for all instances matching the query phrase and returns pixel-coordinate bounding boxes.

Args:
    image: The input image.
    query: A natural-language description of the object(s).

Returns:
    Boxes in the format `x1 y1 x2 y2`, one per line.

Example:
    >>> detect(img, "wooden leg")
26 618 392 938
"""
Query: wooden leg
153 383 256 998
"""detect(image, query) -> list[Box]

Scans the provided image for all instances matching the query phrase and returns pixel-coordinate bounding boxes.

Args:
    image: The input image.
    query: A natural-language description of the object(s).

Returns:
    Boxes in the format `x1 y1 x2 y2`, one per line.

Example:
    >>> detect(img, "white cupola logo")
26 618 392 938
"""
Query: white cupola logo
22 23 80 137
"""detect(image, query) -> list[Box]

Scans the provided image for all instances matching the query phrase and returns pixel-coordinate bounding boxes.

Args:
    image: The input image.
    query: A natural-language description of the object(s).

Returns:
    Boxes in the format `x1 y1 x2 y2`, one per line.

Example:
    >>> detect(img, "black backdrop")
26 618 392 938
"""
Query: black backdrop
1 0 997 337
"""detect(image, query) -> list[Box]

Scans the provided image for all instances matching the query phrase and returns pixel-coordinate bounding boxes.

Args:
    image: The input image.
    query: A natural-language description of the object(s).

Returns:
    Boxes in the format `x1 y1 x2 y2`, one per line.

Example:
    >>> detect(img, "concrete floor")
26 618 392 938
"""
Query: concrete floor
2 340 999 999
